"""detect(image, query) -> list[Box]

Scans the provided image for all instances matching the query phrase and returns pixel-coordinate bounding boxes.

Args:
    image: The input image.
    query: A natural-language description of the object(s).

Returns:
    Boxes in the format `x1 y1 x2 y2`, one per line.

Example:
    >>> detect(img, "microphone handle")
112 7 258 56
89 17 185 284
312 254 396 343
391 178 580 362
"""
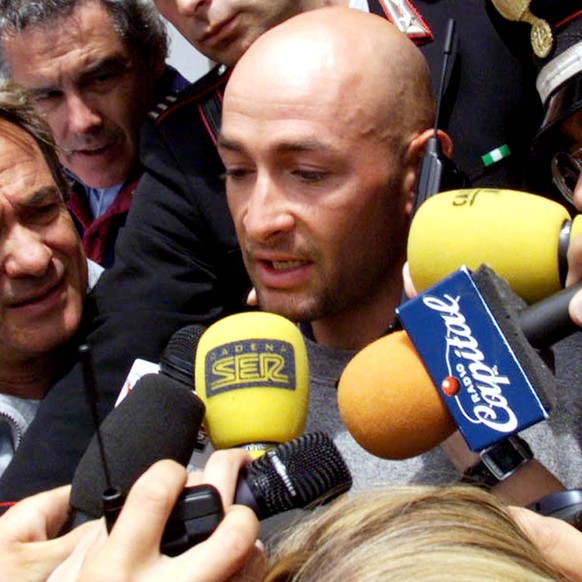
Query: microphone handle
519 282 582 348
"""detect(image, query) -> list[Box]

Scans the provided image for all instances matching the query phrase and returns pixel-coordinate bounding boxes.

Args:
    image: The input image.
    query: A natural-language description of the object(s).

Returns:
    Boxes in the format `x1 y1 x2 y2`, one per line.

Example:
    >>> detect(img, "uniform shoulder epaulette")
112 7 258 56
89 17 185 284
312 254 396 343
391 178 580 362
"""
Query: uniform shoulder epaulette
148 93 179 122
148 65 230 127
369 0 433 45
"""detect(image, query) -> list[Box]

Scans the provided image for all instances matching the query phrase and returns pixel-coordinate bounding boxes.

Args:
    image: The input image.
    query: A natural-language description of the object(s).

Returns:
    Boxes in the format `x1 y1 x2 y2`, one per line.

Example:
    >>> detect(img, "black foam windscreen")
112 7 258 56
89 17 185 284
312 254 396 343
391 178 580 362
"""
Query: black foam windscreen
70 373 205 518
159 324 206 387
235 432 352 519
471 264 557 409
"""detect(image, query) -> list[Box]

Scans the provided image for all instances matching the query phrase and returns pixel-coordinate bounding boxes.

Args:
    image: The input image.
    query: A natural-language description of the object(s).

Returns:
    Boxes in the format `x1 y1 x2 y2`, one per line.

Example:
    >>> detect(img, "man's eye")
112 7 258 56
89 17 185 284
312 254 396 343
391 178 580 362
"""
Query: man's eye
92 71 116 84
33 90 62 104
25 204 60 224
224 168 252 180
294 169 328 182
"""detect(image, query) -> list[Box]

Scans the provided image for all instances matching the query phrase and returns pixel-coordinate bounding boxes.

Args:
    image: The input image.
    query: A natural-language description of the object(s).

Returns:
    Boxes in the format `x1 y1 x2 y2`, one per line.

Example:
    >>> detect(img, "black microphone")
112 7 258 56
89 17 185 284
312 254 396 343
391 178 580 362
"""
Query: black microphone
115 324 207 406
159 324 206 387
70 372 206 523
161 432 352 556
234 431 352 519
158 324 211 453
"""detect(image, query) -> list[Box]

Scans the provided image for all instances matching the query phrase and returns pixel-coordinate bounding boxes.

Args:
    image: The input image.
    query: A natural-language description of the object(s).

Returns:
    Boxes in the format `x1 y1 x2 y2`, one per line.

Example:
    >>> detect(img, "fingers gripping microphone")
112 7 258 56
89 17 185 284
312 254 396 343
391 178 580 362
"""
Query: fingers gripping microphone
162 432 352 556
195 312 309 458
408 188 582 303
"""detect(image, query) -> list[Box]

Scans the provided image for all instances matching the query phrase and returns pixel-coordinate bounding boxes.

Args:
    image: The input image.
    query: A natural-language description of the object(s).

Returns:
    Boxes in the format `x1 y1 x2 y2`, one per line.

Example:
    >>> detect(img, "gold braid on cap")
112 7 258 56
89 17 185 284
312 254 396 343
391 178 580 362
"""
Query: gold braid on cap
490 0 554 57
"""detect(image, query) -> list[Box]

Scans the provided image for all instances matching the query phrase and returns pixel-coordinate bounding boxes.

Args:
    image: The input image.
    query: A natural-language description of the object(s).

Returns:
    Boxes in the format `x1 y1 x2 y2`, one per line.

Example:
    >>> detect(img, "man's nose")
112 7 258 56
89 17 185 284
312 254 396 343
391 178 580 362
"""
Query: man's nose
242 175 295 242
175 0 209 15
66 93 102 135
1 226 52 279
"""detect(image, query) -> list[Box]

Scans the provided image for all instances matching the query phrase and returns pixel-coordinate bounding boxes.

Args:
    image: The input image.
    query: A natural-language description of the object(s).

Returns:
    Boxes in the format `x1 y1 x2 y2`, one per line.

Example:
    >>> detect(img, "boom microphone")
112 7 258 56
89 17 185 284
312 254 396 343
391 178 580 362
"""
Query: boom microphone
338 265 577 459
195 312 309 458
408 188 582 303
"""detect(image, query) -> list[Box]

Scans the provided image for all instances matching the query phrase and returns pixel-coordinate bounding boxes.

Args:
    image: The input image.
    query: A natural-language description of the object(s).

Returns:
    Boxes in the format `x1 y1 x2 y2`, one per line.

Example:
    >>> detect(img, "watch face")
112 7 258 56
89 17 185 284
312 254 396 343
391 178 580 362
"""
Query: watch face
490 444 524 476
482 437 532 480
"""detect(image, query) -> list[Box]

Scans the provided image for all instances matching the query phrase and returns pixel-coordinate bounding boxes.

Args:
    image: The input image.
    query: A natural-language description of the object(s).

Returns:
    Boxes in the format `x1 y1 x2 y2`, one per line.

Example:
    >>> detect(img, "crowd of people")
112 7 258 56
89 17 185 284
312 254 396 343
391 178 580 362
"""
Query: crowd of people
0 0 581 579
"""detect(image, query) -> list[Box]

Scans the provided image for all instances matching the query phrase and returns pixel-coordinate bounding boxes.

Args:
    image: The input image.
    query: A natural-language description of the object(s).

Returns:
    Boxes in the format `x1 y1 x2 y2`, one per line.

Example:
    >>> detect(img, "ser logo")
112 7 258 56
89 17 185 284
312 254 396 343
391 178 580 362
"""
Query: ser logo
205 339 296 396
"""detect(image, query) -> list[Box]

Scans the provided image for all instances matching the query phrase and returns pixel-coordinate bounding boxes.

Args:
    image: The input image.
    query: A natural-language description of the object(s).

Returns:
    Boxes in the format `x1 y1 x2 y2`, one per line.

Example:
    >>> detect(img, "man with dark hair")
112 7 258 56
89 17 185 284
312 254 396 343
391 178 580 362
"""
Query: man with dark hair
0 0 188 267
0 78 101 477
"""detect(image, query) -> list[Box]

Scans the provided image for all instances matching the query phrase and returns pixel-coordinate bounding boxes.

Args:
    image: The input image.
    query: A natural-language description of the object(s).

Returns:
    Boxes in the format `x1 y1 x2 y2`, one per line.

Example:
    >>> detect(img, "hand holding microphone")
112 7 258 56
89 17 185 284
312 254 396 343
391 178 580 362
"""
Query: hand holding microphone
339 264 580 459
46 455 265 582
0 486 94 582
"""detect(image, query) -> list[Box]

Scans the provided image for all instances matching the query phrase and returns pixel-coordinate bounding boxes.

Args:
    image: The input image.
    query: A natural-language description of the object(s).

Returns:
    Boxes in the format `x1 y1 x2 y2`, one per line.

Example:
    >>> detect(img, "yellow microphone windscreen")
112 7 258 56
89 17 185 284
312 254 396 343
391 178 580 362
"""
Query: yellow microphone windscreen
408 189 571 303
195 312 309 456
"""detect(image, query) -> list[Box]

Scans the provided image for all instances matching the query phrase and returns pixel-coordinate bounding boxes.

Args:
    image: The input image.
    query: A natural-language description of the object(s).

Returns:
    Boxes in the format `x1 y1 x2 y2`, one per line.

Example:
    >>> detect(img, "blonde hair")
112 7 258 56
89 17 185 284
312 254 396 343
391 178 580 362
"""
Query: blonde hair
265 485 569 582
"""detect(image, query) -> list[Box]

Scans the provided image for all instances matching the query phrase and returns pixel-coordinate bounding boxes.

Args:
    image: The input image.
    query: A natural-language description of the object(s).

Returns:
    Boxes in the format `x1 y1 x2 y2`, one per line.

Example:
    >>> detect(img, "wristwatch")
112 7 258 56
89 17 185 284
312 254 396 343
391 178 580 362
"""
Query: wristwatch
461 435 533 489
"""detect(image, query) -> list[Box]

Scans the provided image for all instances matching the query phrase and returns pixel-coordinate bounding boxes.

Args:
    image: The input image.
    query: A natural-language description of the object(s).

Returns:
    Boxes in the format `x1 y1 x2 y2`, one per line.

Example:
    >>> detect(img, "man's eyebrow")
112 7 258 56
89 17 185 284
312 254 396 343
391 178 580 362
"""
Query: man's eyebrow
273 140 334 154
24 185 62 207
216 134 242 152
79 54 132 80
28 54 131 95
217 135 335 154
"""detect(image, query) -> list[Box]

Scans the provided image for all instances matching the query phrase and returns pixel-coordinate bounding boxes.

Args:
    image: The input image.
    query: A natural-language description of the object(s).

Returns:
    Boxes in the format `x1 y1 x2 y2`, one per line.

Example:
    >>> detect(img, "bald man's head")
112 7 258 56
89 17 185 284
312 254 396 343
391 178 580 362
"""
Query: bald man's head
227 7 434 146
219 7 438 348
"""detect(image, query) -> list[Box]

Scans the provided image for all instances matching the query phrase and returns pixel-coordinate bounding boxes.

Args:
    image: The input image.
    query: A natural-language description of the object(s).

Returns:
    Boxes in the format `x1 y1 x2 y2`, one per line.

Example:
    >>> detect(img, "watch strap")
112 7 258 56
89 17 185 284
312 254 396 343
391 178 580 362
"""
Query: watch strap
461 435 533 489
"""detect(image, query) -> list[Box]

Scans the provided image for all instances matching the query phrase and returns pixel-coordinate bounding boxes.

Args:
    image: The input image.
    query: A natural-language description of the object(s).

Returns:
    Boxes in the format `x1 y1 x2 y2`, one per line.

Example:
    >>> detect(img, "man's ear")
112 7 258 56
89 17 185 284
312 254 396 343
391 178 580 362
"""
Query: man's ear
401 129 455 214
408 129 454 164
436 129 453 157
401 129 434 213
152 50 167 82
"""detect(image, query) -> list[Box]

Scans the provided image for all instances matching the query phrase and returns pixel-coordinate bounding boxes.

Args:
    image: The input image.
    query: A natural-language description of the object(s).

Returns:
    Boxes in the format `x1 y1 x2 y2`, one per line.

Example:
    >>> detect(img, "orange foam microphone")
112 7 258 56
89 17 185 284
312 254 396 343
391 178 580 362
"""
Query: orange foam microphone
337 330 456 460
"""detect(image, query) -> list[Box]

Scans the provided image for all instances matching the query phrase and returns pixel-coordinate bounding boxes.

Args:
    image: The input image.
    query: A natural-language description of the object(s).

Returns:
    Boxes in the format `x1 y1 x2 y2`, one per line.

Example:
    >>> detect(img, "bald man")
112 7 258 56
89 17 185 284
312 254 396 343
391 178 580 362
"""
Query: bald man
217 7 578 500
216 8 455 492
220 8 437 349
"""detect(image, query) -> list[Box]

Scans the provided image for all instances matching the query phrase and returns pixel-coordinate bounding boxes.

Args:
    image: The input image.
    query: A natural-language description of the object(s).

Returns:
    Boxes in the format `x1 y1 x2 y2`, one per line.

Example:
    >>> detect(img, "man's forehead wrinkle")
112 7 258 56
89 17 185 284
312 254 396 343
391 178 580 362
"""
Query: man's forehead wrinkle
0 160 52 202
0 122 39 158
227 75 350 120
6 7 124 87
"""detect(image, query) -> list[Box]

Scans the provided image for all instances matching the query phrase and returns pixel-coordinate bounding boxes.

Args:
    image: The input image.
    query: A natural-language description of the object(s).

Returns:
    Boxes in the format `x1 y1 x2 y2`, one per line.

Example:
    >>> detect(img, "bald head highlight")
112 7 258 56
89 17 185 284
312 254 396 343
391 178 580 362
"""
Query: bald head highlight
226 7 434 149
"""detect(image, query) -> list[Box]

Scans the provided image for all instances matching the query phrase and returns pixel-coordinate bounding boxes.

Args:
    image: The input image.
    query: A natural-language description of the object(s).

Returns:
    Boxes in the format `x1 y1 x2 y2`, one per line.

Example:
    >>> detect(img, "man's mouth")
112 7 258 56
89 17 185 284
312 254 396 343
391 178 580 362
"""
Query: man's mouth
73 143 114 156
272 260 308 271
201 15 238 45
65 136 120 158
9 279 64 309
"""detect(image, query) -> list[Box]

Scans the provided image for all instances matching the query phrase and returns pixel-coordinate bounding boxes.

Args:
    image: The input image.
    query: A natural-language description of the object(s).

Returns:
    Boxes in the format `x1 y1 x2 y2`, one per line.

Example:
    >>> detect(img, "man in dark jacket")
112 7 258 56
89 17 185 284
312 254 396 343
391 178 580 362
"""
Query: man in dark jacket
0 0 188 267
